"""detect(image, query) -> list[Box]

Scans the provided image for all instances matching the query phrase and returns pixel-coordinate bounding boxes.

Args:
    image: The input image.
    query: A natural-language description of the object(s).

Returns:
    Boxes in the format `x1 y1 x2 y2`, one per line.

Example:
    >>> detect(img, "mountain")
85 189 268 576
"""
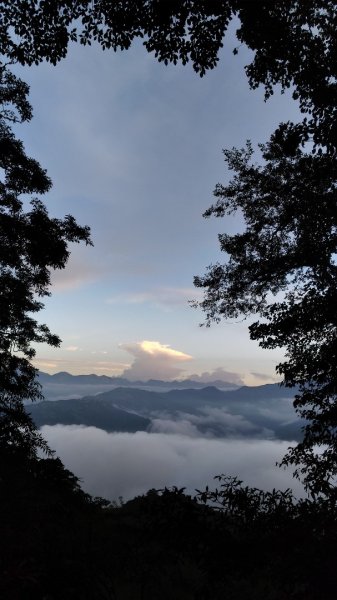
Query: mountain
38 371 131 386
29 396 151 433
37 371 240 400
38 370 241 388
29 383 302 441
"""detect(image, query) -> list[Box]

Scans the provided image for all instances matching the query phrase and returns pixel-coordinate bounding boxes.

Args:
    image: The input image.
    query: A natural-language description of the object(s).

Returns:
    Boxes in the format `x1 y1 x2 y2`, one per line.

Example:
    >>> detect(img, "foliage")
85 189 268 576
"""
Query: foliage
1 7 337 597
3 473 337 599
1 0 335 149
0 1 335 138
0 40 96 600
0 64 91 473
2 1 336 493
0 444 109 600
179 2 337 493
194 121 337 493
0 24 97 600
196 475 296 521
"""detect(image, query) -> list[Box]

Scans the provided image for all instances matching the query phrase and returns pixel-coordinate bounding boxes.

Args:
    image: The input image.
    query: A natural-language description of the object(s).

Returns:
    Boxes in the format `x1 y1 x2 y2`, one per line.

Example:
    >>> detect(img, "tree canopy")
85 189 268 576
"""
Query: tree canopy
1 1 336 149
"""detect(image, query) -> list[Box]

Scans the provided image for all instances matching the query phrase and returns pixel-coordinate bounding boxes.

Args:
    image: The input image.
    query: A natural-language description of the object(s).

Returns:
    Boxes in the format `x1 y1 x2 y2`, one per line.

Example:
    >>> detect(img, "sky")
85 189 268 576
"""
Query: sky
15 25 301 385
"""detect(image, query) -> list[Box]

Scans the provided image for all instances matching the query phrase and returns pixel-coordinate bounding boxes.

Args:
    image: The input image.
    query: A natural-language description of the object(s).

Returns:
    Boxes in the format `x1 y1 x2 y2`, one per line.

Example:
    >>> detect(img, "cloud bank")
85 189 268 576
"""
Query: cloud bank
42 425 305 502
150 407 274 439
120 340 192 380
188 367 244 385
119 341 244 384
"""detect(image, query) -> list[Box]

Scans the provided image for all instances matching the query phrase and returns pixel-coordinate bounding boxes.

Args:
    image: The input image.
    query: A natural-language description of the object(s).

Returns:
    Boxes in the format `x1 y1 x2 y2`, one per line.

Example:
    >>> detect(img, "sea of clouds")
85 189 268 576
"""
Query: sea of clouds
42 425 306 502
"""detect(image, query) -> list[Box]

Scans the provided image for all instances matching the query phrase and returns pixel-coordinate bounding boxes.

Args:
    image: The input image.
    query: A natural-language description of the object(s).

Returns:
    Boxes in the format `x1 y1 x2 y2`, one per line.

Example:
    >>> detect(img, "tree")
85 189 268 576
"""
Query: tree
0 64 91 455
2 4 337 595
0 65 103 599
1 1 337 491
193 125 337 494
0 1 335 150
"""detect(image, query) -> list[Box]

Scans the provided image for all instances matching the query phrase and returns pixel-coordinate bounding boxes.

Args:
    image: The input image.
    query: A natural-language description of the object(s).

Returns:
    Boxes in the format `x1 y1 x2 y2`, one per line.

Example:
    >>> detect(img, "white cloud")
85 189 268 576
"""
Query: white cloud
250 371 281 383
150 407 274 439
120 340 192 380
185 407 273 437
42 425 305 502
150 418 201 437
188 367 244 386
65 345 80 352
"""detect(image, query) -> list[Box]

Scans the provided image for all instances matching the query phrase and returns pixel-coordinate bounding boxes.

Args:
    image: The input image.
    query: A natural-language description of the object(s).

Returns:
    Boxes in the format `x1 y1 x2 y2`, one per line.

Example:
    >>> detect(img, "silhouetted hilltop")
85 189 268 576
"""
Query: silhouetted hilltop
29 396 150 432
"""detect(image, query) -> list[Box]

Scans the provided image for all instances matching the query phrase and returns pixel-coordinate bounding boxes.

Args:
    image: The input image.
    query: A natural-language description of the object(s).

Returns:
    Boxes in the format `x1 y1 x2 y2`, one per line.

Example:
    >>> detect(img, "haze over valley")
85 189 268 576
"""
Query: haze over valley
29 373 305 501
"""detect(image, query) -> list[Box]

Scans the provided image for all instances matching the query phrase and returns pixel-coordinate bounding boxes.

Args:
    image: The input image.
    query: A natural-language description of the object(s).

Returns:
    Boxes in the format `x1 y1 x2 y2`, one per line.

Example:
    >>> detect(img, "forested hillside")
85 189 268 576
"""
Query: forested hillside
2 450 337 600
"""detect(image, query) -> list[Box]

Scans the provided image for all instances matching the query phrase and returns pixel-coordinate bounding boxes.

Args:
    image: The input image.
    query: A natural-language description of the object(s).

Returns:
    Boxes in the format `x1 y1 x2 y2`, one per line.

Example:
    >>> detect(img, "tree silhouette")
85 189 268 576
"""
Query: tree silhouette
1 0 337 492
2 3 337 596
194 130 337 493
0 64 91 455
1 1 335 147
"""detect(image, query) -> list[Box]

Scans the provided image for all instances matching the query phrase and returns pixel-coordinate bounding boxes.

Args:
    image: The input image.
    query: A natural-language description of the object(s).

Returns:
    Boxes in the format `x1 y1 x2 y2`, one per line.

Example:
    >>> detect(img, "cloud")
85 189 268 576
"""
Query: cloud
188 367 244 386
41 425 305 502
150 418 201 437
250 371 281 383
64 345 80 352
33 359 59 371
186 407 273 437
120 340 192 380
33 357 129 376
150 407 274 439
107 287 203 310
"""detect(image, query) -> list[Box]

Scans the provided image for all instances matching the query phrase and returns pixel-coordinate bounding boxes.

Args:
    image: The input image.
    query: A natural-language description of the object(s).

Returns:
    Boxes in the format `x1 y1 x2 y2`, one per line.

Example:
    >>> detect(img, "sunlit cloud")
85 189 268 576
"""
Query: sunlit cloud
139 340 192 359
32 357 129 376
64 345 80 352
33 359 59 371
93 361 130 372
120 340 192 380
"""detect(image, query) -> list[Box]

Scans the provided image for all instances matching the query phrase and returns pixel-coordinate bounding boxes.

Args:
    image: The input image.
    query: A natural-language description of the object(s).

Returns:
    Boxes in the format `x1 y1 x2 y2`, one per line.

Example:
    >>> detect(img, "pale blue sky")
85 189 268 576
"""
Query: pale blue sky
15 30 300 384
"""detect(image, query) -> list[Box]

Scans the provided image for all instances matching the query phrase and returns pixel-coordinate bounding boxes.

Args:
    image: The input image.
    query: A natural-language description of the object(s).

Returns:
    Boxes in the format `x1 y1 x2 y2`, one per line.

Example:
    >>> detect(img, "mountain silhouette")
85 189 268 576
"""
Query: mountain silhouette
30 395 150 432
29 383 301 441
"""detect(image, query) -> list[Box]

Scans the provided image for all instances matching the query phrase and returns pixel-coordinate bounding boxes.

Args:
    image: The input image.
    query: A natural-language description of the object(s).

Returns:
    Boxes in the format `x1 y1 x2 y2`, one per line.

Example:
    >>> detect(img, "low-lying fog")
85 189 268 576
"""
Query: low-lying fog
42 425 306 502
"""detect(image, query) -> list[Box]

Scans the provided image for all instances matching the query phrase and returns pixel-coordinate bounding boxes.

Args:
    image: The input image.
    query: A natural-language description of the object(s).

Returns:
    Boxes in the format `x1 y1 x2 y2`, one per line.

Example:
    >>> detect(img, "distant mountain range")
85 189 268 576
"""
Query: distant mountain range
38 371 240 390
37 371 242 402
29 383 302 442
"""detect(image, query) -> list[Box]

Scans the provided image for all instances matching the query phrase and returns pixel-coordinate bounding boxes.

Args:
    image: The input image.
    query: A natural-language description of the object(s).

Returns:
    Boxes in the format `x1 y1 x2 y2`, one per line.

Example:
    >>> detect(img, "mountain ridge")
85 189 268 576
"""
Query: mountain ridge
37 370 243 390
29 383 301 441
